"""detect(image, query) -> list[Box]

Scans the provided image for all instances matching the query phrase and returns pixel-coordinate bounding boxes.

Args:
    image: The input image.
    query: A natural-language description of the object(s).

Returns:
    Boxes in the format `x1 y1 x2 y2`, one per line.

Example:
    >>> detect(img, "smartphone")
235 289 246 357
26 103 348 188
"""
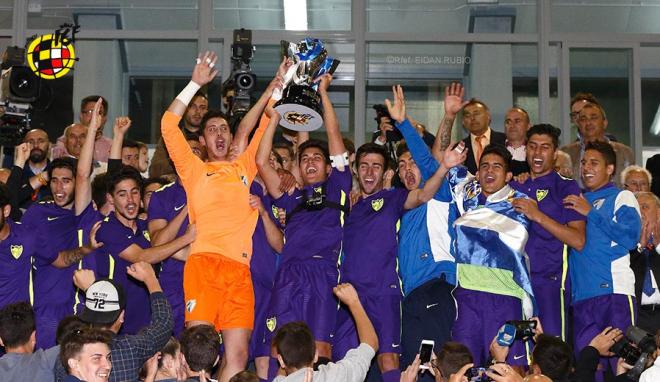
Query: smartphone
418 339 435 369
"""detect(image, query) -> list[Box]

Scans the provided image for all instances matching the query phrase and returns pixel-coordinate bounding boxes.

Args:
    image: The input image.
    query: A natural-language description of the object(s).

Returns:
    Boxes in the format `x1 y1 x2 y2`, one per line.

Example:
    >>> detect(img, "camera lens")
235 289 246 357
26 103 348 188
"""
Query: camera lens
237 73 253 89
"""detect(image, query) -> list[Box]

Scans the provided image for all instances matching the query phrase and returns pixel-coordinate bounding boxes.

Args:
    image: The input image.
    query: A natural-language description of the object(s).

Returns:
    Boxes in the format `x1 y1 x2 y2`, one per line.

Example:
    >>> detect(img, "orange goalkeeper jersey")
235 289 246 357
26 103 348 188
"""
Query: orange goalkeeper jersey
160 109 270 265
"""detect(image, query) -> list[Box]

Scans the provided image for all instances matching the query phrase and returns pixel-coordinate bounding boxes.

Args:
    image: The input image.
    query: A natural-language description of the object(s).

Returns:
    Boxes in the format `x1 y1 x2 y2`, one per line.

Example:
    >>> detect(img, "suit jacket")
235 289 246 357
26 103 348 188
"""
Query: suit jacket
461 129 507 175
646 154 660 198
629 246 660 305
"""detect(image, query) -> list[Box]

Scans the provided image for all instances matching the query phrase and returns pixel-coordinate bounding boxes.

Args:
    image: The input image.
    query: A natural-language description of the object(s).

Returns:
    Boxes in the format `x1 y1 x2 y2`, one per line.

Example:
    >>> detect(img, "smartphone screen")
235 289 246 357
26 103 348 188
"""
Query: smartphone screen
419 340 434 367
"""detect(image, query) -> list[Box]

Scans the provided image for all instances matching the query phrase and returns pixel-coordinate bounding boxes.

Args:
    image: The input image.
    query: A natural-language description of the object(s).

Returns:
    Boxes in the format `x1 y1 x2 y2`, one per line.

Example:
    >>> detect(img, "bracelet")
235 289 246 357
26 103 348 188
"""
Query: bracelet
175 80 201 105
37 172 48 186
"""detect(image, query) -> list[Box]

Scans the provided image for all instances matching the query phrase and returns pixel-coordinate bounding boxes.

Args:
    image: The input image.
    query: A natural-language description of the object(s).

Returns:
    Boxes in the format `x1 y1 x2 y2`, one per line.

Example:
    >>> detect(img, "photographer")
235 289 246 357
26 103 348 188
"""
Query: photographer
639 331 659 382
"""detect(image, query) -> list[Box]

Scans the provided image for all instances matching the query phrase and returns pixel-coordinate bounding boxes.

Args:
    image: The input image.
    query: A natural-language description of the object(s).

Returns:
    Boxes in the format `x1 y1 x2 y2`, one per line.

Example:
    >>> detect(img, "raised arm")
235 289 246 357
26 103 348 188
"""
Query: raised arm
233 58 292 154
404 141 467 210
334 283 378 352
432 82 467 160
256 107 285 199
162 51 217 180
108 116 131 175
74 98 103 215
52 222 103 268
317 74 347 169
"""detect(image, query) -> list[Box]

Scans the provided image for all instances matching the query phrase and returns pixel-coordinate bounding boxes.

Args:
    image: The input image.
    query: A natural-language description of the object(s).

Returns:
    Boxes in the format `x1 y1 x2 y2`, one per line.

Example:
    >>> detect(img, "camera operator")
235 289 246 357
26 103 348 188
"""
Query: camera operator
372 104 435 162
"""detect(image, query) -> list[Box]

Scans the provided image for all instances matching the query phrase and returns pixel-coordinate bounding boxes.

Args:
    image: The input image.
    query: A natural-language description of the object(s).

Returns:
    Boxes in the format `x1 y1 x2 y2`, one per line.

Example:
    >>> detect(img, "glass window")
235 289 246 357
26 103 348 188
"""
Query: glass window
0 0 11 28
366 43 538 144
213 0 351 31
551 0 660 34
27 0 199 30
568 48 631 146
641 46 660 152
367 0 537 34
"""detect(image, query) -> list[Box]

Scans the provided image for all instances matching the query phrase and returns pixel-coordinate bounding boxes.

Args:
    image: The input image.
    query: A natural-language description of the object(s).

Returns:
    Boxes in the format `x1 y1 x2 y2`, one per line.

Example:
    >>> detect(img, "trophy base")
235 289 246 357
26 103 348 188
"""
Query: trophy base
274 85 323 131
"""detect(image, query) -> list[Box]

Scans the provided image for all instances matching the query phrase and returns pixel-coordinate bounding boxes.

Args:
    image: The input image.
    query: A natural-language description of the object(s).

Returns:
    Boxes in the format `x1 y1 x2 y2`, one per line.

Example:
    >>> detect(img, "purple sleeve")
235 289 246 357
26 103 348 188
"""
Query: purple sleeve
147 190 169 222
96 221 133 257
562 180 587 223
272 189 303 214
328 166 353 194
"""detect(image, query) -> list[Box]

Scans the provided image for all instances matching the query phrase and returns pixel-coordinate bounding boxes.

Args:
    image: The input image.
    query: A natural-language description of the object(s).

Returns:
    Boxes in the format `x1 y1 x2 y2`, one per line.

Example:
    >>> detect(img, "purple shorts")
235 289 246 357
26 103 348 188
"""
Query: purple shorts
333 293 402 359
573 294 636 376
452 288 531 366
264 259 338 344
531 274 570 340
250 280 274 359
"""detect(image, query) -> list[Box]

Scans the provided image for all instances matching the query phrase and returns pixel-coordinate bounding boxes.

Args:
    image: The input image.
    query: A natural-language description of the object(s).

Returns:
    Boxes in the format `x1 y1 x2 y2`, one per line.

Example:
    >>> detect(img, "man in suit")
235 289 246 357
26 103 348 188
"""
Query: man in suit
630 191 660 335
460 99 506 174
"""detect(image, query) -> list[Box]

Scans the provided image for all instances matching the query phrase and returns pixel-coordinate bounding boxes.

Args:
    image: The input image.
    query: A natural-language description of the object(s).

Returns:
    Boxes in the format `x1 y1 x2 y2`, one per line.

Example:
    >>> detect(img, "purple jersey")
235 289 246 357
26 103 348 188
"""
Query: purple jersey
95 214 152 334
512 171 585 277
147 181 187 335
274 169 352 265
0 220 38 308
250 182 279 287
21 201 96 309
341 188 408 295
147 182 187 289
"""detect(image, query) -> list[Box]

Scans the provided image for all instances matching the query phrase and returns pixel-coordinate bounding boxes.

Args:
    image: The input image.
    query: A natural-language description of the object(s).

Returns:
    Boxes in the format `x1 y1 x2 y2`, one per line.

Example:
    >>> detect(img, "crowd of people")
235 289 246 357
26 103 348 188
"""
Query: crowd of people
0 50 659 382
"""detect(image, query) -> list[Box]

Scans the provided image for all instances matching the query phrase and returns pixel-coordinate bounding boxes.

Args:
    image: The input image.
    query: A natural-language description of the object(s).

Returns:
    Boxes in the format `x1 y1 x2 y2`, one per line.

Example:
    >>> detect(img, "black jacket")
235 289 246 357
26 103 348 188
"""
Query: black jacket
630 246 660 305
461 130 507 174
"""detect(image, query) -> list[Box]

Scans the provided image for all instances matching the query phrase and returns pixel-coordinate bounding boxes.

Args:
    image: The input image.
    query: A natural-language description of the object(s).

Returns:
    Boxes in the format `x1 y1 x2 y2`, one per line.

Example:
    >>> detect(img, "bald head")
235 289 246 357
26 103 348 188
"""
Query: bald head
64 123 87 158
524 375 553 382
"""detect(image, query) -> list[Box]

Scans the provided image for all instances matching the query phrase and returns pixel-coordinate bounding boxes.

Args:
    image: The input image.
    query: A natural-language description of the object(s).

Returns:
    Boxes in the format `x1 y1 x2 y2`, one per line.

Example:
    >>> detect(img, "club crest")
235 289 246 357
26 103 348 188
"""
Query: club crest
142 230 151 242
10 245 23 259
371 198 384 211
266 317 277 332
536 189 549 202
592 199 605 210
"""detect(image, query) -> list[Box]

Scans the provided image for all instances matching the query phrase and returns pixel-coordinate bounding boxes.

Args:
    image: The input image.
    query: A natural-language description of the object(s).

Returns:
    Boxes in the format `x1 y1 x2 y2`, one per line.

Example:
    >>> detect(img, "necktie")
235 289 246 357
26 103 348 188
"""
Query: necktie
475 135 486 165
643 247 657 297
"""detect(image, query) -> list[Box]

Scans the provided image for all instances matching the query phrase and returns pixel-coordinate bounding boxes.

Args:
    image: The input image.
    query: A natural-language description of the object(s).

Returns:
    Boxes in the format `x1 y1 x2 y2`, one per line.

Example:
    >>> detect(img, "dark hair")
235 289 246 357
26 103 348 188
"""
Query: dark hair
107 165 143 194
60 328 112 373
200 109 230 134
273 142 295 160
271 150 284 167
81 95 108 116
229 371 260 382
585 141 616 171
435 342 473 379
221 79 235 98
91 173 109 209
570 92 599 108
527 124 561 149
480 144 512 173
0 302 35 348
356 143 389 171
158 337 181 370
56 316 86 345
395 141 410 159
0 182 10 207
532 335 573 380
463 98 490 112
121 139 140 150
180 325 221 372
142 177 168 196
272 321 316 370
48 157 77 180
298 139 330 165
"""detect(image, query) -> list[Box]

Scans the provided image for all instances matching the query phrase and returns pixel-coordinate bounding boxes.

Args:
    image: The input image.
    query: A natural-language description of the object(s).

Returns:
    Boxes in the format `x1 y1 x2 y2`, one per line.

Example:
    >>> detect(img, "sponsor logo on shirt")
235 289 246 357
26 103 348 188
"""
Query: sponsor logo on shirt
47 216 60 221
266 317 277 332
174 204 185 212
536 189 549 202
371 198 384 212
10 245 23 259
513 355 526 360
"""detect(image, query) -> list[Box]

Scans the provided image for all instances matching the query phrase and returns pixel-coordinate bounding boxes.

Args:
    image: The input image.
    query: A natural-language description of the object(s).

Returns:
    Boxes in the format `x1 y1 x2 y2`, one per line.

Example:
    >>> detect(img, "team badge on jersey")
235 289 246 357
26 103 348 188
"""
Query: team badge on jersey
10 245 23 259
142 230 151 242
536 189 549 202
592 199 605 210
266 317 277 332
371 198 384 212
271 205 279 218
465 181 481 200
240 175 248 186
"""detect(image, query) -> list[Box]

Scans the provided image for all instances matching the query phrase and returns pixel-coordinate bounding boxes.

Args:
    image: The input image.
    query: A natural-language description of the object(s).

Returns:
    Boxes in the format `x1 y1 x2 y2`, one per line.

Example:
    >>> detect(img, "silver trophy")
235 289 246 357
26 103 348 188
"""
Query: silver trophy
273 38 340 131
